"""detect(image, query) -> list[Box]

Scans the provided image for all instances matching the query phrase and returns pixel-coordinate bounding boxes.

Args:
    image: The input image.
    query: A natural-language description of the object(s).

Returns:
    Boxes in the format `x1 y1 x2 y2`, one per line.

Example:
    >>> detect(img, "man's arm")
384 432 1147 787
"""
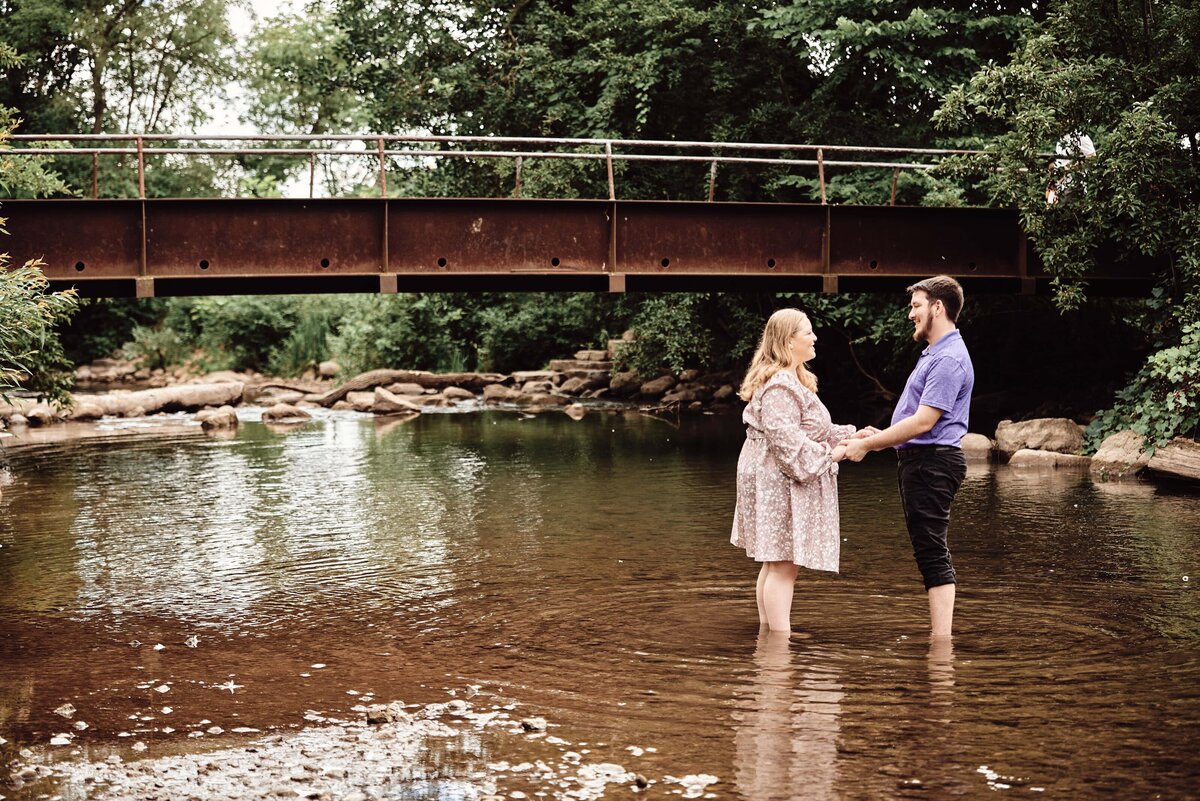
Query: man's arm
841 405 944 462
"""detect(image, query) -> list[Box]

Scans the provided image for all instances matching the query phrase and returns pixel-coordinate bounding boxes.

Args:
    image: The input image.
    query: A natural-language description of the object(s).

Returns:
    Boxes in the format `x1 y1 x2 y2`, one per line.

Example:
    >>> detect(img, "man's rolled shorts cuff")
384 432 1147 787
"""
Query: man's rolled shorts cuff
923 573 957 591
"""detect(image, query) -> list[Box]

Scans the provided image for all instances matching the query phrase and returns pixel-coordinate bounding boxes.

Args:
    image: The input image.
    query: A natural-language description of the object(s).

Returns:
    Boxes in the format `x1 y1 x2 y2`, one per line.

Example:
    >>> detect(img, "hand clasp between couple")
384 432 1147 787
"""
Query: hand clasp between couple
831 426 881 463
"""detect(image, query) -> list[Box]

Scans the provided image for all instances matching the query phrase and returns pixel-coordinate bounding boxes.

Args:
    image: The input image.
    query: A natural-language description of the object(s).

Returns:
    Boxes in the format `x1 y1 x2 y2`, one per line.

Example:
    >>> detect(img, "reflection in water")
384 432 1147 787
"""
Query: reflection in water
732 633 843 800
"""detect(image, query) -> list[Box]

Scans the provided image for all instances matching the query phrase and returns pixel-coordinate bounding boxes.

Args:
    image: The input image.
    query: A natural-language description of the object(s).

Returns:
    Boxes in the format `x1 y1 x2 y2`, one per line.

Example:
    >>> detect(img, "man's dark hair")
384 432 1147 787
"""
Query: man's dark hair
907 275 964 322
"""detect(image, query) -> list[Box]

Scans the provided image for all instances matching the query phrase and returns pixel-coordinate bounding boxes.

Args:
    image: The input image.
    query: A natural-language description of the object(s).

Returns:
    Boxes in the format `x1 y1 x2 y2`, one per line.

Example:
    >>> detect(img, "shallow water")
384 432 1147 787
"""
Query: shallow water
2 412 1198 798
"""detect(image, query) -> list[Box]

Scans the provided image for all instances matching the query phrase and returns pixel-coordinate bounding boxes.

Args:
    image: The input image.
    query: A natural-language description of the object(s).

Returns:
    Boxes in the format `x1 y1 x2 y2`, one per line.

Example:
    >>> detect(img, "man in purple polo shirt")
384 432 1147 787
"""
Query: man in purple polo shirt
841 275 973 637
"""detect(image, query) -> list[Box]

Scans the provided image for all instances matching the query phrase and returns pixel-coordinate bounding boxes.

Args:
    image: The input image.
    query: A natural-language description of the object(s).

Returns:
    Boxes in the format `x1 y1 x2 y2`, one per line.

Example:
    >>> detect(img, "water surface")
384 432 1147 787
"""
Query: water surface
2 412 1198 798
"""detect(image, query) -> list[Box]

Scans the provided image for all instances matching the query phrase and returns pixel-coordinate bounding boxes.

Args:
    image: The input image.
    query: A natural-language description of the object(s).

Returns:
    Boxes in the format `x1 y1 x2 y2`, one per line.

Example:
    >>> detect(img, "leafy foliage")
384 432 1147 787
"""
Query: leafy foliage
936 0 1200 441
0 263 77 405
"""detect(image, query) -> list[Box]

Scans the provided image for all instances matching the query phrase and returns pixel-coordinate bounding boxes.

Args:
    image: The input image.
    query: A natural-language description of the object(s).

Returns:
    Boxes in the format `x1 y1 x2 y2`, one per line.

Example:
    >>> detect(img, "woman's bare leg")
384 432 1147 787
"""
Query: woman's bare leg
762 561 800 632
756 562 769 630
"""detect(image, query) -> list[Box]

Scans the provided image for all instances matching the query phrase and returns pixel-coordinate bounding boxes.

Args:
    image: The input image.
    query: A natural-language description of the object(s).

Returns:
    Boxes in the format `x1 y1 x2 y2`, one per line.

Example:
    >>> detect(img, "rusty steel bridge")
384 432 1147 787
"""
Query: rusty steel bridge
1 134 1153 297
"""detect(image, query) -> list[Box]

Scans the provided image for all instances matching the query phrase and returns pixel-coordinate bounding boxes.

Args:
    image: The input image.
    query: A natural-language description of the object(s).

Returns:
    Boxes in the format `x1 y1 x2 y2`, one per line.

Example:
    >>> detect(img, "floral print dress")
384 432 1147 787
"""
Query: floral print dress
730 370 855 572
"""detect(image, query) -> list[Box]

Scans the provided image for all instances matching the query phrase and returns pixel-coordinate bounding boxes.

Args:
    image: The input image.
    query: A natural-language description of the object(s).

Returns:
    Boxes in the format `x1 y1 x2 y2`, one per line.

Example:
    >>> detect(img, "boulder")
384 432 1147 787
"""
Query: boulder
482 384 510 402
1090 430 1151 479
521 380 556 394
607 339 630 359
331 400 355 411
262 403 312 423
372 387 423 415
548 358 614 372
317 360 340 378
679 369 701 382
995 418 1084 455
661 388 698 405
511 370 558 384
345 391 376 412
608 371 640 396
386 383 427 396
960 433 994 460
442 386 475 400
200 371 248 384
197 406 238 430
638 375 676 398
1147 438 1200 482
574 349 610 362
528 392 568 407
26 405 60 426
559 375 608 395
713 384 736 402
365 702 411 725
8 413 28 427
564 403 586 420
69 401 106 421
1007 449 1092 469
256 388 305 406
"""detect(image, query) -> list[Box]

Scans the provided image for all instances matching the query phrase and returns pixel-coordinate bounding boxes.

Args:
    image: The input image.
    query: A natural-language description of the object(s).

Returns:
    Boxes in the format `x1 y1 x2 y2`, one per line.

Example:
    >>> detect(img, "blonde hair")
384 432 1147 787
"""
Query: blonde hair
737 308 818 401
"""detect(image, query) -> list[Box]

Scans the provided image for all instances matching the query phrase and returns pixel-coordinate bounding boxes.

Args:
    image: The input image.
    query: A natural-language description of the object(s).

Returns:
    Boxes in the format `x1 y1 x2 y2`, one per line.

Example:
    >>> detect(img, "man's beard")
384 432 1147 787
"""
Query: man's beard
911 317 932 343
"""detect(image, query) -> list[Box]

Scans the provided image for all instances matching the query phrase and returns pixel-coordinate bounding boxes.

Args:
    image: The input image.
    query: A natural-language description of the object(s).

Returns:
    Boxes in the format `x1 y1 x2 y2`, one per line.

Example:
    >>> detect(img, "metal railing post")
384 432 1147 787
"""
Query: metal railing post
377 137 387 197
309 153 316 199
890 167 899 206
708 160 717 202
136 136 146 198
514 155 523 198
817 148 827 205
92 152 99 199
605 141 616 201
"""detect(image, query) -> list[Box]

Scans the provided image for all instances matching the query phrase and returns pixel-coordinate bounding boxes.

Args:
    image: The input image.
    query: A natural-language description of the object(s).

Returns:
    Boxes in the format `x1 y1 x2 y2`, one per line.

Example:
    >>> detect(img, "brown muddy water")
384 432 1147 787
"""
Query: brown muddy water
1 410 1198 799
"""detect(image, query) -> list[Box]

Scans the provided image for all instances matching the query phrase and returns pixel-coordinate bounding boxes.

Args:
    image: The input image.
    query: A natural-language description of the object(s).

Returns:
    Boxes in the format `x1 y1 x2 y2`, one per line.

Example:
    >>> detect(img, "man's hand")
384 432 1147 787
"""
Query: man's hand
852 426 880 439
841 438 870 462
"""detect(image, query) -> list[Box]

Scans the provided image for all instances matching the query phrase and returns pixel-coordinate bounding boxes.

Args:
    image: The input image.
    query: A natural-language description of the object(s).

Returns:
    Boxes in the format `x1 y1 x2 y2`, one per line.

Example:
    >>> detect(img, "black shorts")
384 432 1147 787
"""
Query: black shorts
897 446 967 590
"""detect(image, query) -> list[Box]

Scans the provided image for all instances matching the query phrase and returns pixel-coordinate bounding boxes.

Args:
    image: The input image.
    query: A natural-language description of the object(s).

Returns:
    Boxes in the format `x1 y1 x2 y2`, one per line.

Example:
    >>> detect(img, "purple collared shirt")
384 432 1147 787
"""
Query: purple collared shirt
891 330 974 449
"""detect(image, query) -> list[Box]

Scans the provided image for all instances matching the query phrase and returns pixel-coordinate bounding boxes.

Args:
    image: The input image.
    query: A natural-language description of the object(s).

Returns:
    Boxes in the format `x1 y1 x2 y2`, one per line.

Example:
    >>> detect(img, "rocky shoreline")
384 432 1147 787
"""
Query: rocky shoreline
7 692 716 801
1 354 1196 484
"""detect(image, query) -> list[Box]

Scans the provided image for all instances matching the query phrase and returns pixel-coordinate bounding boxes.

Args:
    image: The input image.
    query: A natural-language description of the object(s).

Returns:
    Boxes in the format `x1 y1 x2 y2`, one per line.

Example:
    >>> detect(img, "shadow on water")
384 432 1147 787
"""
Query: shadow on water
1 411 1198 797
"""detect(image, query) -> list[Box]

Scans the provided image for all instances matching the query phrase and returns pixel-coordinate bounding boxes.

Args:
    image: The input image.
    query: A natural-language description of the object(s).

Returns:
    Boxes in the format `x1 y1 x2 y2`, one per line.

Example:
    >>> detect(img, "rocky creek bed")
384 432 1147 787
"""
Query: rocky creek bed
6 691 719 801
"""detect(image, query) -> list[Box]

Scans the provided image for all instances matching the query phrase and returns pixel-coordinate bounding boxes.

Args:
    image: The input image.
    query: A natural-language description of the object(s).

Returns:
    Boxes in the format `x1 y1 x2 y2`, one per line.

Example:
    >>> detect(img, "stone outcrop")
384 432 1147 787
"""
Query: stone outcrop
76 383 245 418
564 403 586 420
317 360 340 378
960 433 994 459
386 383 426 396
372 388 423 415
1090 430 1151 479
1008 449 1092 469
26 404 60 426
638 375 676 398
262 403 312 423
608 371 640 397
196 406 239 430
1147 438 1200 482
316 370 506 406
442 387 475 400
996 418 1084 455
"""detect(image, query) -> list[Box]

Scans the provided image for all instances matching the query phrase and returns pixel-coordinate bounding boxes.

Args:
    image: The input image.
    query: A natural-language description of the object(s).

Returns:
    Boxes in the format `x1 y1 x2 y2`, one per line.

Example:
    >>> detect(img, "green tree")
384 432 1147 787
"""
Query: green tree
0 0 241 197
936 0 1200 444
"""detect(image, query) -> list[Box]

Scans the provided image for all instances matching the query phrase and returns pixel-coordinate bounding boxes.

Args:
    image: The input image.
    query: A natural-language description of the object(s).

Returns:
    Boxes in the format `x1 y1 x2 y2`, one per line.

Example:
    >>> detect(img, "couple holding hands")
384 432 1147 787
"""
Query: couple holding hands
731 276 974 638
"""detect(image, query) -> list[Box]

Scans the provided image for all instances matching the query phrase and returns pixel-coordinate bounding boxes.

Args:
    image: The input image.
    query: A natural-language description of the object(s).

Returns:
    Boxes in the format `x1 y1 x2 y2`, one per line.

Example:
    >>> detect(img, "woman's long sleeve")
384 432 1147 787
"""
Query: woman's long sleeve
758 385 837 484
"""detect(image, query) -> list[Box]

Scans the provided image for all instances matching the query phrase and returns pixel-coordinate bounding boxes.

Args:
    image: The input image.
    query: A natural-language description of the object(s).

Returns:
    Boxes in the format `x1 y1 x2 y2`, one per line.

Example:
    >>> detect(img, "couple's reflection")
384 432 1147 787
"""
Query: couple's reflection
732 632 844 800
733 635 957 799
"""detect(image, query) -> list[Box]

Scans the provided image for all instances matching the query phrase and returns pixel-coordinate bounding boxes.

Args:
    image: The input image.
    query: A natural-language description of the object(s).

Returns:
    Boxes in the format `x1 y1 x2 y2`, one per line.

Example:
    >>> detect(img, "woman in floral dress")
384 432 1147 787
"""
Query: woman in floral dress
731 308 871 633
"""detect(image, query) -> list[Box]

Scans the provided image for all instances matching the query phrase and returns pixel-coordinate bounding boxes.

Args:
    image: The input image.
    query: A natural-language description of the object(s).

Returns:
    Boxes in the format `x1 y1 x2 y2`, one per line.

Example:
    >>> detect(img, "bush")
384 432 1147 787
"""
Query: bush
121 324 192 371
0 264 78 406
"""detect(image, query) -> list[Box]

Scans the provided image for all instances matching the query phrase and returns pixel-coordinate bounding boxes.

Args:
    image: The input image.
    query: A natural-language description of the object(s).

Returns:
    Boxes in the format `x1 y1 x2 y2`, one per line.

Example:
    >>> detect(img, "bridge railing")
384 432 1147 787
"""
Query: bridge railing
4 133 1000 204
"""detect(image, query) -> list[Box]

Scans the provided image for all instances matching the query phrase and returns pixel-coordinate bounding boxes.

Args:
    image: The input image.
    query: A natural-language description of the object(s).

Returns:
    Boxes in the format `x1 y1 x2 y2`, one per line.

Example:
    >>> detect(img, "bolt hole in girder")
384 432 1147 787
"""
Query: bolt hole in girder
551 257 561 267
320 258 330 269
767 258 777 269
75 261 85 272
199 259 210 270
868 259 878 270
660 258 671 269
437 257 447 269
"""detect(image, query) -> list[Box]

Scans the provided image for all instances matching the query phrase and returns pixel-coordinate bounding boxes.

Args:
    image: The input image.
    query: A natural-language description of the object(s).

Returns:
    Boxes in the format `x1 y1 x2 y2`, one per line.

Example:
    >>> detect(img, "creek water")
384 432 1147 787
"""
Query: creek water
1 411 1198 799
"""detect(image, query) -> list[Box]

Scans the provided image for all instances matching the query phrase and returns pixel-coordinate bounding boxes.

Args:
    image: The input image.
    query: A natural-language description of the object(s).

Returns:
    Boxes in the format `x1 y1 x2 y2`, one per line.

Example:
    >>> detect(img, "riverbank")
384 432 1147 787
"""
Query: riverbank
2 355 1196 484
8 694 702 801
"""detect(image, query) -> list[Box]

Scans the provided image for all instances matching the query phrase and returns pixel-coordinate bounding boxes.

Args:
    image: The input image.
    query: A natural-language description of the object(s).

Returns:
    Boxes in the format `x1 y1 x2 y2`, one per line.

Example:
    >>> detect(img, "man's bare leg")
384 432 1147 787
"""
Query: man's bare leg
928 583 955 637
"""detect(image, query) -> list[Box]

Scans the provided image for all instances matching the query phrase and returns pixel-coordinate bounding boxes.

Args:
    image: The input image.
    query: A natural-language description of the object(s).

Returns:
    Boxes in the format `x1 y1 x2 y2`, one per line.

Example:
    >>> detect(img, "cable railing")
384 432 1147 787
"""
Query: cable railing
4 133 999 204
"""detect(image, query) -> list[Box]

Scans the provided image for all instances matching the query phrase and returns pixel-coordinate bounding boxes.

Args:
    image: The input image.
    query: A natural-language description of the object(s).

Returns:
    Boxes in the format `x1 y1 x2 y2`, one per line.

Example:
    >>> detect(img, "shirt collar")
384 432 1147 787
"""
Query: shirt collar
921 328 962 357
